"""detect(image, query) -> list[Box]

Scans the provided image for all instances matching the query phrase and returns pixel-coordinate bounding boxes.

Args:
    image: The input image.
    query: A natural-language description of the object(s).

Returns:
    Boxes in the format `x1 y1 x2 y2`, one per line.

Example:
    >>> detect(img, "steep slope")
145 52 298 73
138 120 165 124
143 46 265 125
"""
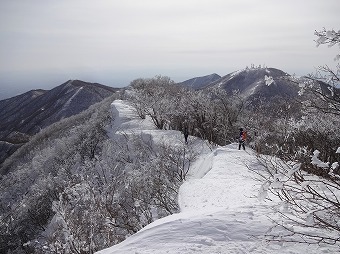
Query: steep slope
0 80 119 165
178 73 221 90
0 89 46 116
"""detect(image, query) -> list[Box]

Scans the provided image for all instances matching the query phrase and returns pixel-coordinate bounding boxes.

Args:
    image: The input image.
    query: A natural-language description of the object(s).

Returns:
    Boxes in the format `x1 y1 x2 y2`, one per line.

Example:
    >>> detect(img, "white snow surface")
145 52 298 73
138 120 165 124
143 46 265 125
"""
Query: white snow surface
97 100 338 254
264 75 275 86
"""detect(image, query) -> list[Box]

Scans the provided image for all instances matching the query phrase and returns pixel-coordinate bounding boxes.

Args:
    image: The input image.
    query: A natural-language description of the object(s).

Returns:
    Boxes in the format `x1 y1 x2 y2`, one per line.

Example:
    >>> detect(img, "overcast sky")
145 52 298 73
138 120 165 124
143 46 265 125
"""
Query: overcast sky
0 0 339 99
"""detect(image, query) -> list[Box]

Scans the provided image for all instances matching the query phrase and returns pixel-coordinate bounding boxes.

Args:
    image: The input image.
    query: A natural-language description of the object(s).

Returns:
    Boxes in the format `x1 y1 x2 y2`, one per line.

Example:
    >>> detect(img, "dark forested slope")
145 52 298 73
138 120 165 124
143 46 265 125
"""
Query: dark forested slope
0 80 120 166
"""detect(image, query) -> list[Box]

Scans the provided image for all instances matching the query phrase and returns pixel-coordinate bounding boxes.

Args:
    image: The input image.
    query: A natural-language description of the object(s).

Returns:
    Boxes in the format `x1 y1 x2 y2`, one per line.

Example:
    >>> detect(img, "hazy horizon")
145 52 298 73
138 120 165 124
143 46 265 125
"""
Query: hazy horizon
0 64 332 101
1 0 339 100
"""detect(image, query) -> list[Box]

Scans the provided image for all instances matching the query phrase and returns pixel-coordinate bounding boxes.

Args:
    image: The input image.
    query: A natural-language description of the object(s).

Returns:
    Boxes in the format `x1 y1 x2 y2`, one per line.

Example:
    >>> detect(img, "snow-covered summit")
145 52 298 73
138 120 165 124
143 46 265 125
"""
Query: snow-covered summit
179 67 304 107
208 67 297 101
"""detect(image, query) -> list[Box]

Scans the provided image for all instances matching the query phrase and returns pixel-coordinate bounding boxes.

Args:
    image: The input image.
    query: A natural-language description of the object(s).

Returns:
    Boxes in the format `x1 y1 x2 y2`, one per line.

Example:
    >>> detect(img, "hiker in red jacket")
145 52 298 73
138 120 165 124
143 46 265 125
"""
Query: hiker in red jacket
238 128 247 150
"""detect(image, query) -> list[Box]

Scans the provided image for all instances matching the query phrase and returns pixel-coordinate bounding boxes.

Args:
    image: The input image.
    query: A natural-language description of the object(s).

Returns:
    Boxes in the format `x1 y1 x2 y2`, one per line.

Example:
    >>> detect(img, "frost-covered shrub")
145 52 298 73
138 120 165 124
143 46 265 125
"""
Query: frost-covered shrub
36 129 194 253
127 78 241 146
256 153 340 245
128 75 181 129
252 27 340 246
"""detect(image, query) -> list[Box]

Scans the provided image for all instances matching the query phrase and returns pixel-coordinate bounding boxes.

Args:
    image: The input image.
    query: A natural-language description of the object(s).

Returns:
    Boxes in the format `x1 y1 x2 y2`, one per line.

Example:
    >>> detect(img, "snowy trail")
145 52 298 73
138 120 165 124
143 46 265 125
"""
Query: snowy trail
180 147 261 212
97 100 337 254
99 147 279 254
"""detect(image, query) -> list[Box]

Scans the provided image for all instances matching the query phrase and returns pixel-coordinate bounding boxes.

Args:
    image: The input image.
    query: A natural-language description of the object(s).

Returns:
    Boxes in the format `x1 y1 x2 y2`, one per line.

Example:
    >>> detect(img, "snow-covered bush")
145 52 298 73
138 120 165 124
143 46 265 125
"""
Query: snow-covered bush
127 77 241 146
243 96 303 156
253 27 340 246
36 128 196 253
256 153 340 245
128 75 180 129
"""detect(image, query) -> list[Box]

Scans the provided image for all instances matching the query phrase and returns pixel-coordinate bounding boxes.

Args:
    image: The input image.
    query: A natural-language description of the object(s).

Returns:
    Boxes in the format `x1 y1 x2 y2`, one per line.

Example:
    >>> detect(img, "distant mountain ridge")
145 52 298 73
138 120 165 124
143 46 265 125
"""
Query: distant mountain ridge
209 67 299 102
0 80 119 165
179 67 303 106
178 73 221 89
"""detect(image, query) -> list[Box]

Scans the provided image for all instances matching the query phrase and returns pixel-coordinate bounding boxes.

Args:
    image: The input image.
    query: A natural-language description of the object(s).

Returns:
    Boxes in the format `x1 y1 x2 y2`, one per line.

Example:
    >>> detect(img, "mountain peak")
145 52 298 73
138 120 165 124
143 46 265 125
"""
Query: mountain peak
177 67 300 106
205 67 298 104
0 80 118 135
0 80 120 165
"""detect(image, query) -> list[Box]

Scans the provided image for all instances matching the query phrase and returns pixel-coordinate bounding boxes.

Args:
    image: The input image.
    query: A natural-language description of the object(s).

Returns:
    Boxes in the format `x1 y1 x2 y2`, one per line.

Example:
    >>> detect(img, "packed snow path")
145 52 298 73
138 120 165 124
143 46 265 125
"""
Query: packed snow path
98 100 337 254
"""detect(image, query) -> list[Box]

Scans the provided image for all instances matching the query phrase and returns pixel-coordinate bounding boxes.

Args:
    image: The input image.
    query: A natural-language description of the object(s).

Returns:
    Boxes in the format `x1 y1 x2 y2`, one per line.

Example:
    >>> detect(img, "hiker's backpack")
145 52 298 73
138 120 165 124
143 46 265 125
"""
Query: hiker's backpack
242 131 247 141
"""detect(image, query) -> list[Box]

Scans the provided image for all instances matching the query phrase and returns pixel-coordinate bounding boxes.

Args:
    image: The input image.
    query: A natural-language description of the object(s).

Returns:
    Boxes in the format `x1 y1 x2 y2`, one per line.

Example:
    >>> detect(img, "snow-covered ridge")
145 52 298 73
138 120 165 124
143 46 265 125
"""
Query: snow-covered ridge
96 100 337 254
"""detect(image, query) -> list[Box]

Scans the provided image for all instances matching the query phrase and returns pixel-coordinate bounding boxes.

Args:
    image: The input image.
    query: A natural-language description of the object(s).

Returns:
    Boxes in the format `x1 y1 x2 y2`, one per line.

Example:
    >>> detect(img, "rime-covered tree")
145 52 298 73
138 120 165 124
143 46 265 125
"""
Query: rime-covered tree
254 28 340 246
